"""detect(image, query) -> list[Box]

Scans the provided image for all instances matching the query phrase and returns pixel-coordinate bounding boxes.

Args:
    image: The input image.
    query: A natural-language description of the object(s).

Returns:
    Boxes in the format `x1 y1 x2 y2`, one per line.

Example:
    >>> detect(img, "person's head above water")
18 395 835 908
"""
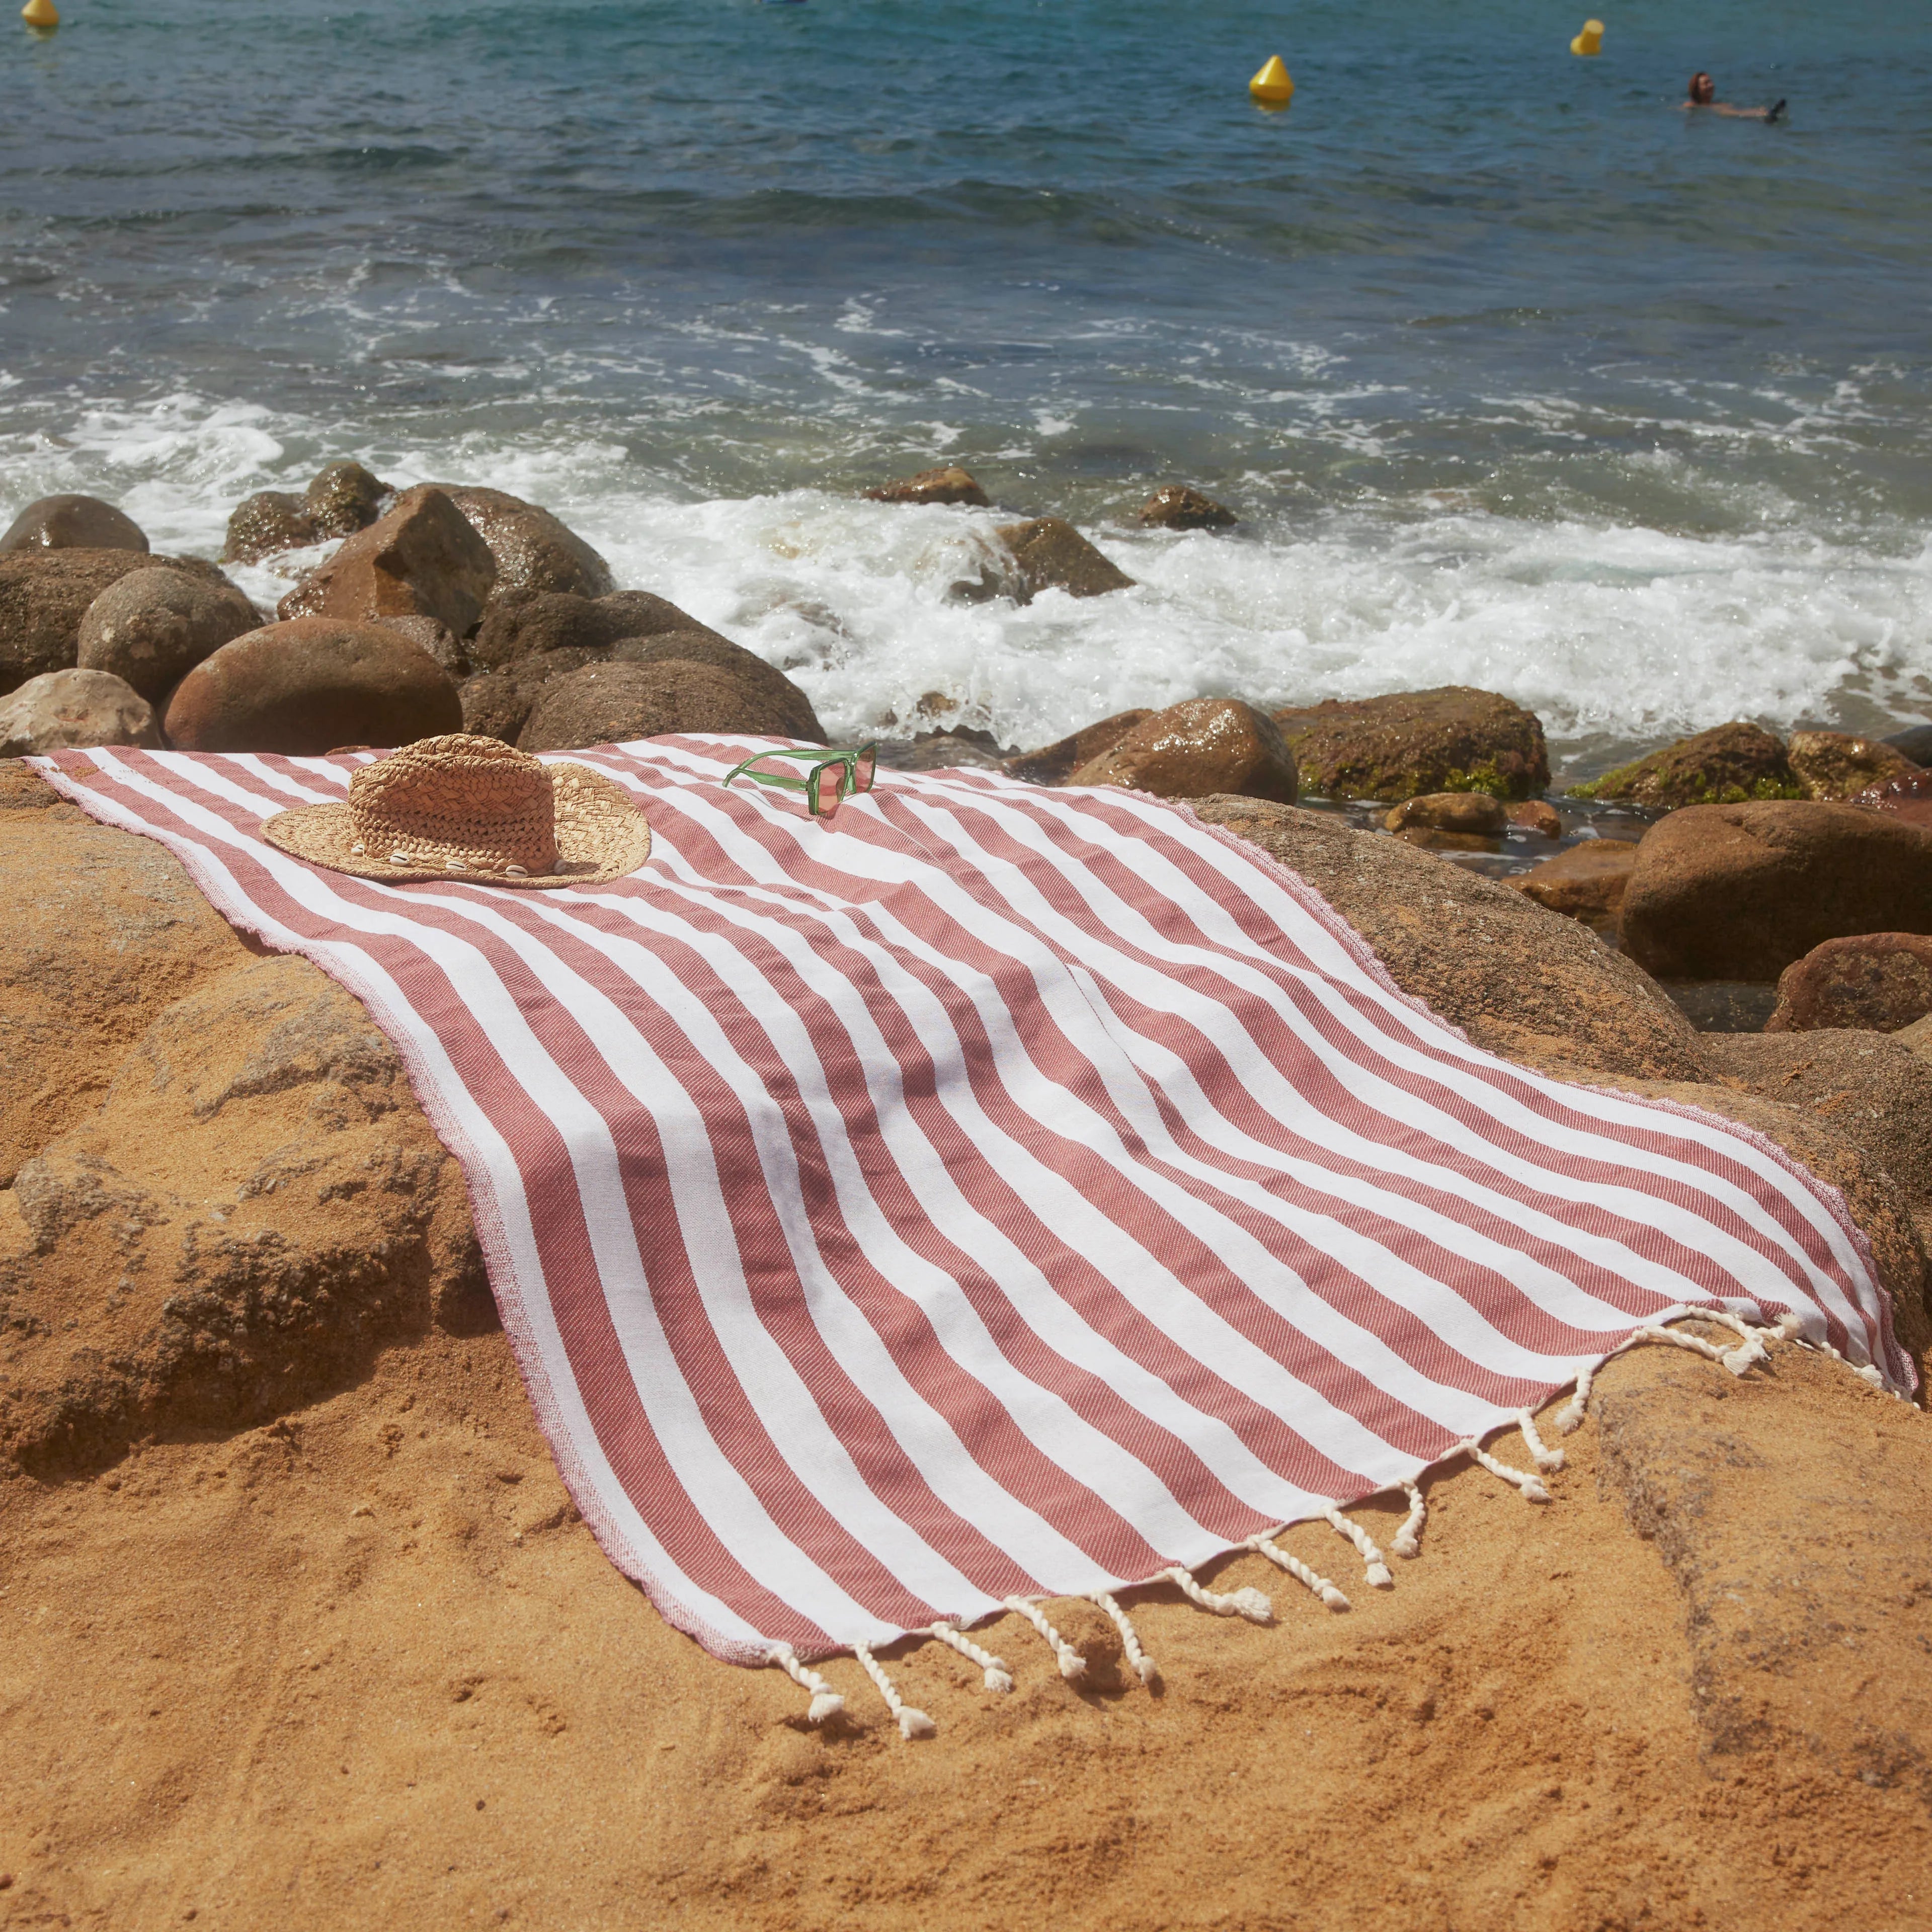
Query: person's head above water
1687 72 1716 104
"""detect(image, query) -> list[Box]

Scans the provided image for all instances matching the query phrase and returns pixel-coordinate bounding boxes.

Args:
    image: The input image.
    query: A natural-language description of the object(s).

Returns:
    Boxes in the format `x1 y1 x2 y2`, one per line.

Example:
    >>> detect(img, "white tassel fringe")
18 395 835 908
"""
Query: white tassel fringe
1391 1482 1427 1559
928 1621 1013 1694
1165 1567 1273 1623
1090 1592 1158 1685
772 1646 845 1725
854 1642 935 1739
1004 1596 1087 1679
1322 1505 1392 1588
1246 1532 1350 1611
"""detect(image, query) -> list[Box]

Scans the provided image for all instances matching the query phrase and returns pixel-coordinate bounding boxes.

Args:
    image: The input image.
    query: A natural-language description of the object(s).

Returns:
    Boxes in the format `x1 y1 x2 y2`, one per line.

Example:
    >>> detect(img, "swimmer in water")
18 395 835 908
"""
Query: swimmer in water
1683 72 1787 120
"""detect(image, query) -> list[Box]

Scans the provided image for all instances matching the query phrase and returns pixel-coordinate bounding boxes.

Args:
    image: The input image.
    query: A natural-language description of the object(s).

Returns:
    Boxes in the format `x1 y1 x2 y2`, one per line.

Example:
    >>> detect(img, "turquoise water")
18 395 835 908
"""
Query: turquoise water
4 0 1929 763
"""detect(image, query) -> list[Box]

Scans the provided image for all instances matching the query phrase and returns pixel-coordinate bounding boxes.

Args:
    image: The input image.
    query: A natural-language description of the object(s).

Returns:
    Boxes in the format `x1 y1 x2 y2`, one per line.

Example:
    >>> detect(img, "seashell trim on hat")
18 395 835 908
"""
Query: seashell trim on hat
261 734 651 888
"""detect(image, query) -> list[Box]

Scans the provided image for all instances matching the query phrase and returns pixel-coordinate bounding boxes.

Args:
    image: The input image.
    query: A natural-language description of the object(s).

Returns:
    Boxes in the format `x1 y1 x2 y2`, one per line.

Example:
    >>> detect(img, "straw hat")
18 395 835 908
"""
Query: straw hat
261 734 651 888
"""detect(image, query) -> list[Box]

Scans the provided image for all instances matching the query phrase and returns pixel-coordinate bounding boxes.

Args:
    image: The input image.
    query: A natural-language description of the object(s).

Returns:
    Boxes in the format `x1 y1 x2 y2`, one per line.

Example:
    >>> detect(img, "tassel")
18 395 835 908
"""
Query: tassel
1164 1566 1273 1624
1390 1482 1427 1560
928 1622 1013 1694
1247 1533 1350 1611
771 1646 844 1725
1322 1505 1392 1588
1003 1597 1087 1680
854 1643 935 1740
1089 1592 1158 1685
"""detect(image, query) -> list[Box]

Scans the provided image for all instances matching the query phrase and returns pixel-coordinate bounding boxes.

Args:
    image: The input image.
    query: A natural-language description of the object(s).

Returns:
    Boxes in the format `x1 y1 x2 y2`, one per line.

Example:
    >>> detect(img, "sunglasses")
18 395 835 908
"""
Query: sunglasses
723 743 879 819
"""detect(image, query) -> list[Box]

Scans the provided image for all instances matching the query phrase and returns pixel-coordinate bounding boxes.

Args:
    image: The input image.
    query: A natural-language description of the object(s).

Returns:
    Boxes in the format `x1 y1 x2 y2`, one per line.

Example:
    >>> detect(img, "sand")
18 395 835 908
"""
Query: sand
3 1324 1927 1932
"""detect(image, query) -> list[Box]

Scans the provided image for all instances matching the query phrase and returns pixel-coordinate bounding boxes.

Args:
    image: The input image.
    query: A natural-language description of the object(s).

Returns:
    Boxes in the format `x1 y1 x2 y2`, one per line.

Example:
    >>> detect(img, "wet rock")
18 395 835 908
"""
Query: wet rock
469 588 724 673
430 486 614 606
223 461 392 565
1511 841 1640 931
1271 687 1549 802
1507 799 1563 839
1787 729 1920 801
75 567 260 704
1136 486 1237 530
607 632 823 743
0 801 253 1183
369 612 468 680
458 648 609 745
1384 792 1506 839
0 669 159 757
1764 933 1932 1035
1619 801 1932 983
1884 722 1932 767
0 495 148 556
1658 981 1780 1034
863 465 990 508
277 485 497 637
517 659 812 754
873 732 1008 773
0 953 485 1473
1194 795 1706 1081
1569 722 1799 811
1853 767 1932 829
0 549 210 698
995 517 1135 602
1005 709 1154 787
162 617 464 755
1070 699 1298 804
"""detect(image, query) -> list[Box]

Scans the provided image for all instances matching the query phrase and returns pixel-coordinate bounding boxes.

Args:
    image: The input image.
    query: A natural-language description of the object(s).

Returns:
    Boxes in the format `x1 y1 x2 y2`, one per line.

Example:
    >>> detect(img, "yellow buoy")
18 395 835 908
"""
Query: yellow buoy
1250 55 1295 107
21 0 59 26
1570 18 1603 56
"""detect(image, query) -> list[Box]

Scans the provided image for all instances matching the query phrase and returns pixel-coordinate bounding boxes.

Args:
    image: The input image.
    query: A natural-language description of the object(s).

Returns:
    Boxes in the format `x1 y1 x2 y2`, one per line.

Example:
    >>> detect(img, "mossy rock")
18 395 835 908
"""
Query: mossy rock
1570 723 1801 811
1270 687 1549 802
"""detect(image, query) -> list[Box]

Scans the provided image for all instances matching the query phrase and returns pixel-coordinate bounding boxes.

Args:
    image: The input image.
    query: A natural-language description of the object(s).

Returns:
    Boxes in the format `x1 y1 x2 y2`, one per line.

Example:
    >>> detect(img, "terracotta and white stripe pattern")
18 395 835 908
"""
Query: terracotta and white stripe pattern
33 736 1911 1665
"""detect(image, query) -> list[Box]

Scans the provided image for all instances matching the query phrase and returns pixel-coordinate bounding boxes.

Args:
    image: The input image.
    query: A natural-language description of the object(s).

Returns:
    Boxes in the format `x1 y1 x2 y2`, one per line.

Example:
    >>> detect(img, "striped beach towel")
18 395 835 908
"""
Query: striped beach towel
34 736 1910 1680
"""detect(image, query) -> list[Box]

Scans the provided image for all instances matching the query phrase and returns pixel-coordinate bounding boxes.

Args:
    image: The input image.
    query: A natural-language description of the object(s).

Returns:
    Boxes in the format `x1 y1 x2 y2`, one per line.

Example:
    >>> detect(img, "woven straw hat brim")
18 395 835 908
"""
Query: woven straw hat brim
262 761 651 888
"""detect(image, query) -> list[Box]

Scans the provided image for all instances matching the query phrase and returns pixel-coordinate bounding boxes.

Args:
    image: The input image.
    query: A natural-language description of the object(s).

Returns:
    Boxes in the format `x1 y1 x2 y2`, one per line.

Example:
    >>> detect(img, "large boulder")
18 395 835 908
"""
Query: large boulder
222 460 391 565
1069 699 1298 804
1270 687 1549 802
162 618 464 755
1006 709 1153 786
863 465 989 508
0 953 485 1473
469 588 726 673
459 648 608 745
0 668 159 756
0 494 148 556
1136 486 1236 530
516 657 817 754
0 783 253 1184
1787 729 1920 801
1619 801 1932 982
1570 722 1799 810
1854 767 1932 829
1194 795 1706 1081
1384 791 1505 850
430 486 615 606
75 566 260 704
1511 840 1640 931
1765 933 1932 1035
277 485 497 637
0 548 207 697
995 518 1135 602
607 633 824 742
1885 722 1932 767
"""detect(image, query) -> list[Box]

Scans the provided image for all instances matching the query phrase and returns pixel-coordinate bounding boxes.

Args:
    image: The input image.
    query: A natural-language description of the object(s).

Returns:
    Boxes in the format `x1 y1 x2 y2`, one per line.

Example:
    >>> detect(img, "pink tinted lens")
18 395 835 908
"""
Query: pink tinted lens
809 762 846 816
852 748 876 792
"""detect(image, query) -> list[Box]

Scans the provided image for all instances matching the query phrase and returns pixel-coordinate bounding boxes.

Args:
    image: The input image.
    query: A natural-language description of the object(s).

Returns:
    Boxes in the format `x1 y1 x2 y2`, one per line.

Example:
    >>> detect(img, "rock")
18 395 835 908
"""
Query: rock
0 953 485 1473
1619 801 1932 983
1853 767 1932 829
1786 729 1920 801
223 461 392 565
0 494 148 556
1699 1029 1932 1222
1005 709 1154 787
1384 792 1506 842
607 632 823 743
0 548 206 697
864 464 990 508
276 486 498 637
1898 1011 1932 1059
1193 795 1706 1080
1657 981 1780 1033
517 659 814 755
1069 699 1298 805
995 518 1135 602
1136 486 1237 530
74 567 260 704
0 801 253 1184
0 669 159 756
162 618 465 755
430 486 614 606
1506 799 1562 839
469 588 725 673
1884 722 1932 767
1569 722 1799 811
458 649 607 745
1271 687 1549 802
1511 841 1640 931
369 612 467 680
872 732 1009 774
1764 933 1932 1035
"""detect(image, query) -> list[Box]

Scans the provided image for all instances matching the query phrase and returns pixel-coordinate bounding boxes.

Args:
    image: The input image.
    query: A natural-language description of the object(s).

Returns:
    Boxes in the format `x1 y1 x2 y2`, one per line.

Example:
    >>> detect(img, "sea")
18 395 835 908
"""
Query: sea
4 0 1929 775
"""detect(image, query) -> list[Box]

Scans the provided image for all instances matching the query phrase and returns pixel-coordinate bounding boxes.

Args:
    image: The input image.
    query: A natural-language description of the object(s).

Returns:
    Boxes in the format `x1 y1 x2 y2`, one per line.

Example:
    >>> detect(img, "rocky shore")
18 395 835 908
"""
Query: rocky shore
3 468 1931 1927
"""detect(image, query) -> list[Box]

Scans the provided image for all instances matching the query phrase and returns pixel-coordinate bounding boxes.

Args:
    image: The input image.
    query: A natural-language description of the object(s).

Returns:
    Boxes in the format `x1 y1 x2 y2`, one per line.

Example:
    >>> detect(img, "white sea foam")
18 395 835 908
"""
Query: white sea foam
7 393 1929 769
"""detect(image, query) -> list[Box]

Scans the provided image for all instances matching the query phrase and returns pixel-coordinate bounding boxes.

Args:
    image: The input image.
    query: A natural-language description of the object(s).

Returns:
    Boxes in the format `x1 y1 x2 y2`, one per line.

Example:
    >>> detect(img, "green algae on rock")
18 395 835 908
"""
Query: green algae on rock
1569 722 1801 810
1269 687 1549 802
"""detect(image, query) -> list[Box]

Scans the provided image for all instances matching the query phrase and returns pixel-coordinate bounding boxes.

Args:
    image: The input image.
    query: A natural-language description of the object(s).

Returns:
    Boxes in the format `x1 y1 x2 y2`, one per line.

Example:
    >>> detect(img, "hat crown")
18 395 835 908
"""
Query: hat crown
346 735 559 874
